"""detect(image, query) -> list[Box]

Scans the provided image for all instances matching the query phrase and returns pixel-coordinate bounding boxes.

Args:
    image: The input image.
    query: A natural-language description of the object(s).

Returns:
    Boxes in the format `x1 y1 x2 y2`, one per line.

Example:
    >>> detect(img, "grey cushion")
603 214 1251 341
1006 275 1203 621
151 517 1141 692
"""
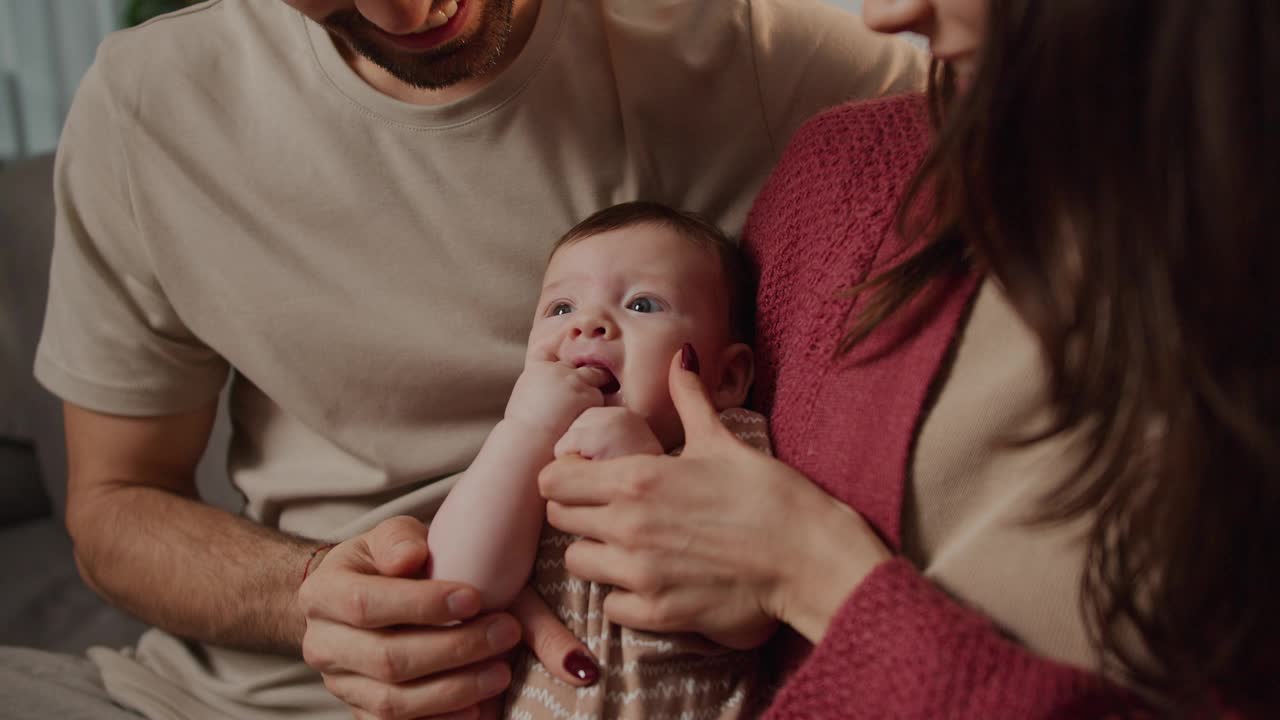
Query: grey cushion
0 517 146 653
0 154 67 515
0 440 49 526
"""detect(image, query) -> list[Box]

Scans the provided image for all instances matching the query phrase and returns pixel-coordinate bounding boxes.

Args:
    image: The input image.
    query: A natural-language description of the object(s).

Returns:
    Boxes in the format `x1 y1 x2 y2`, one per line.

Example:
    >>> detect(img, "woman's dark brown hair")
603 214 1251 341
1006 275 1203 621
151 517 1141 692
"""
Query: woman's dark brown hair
846 0 1278 713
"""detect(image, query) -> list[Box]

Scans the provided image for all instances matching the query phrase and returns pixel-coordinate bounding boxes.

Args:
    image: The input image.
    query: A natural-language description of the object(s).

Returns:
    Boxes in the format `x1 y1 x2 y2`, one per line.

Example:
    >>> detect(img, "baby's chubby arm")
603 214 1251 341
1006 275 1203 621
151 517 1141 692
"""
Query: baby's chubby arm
427 355 611 610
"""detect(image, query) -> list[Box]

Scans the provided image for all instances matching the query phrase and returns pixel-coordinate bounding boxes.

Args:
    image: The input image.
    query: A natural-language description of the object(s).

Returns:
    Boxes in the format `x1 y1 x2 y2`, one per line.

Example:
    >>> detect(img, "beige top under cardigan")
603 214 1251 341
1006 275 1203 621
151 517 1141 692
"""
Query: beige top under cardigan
905 278 1094 671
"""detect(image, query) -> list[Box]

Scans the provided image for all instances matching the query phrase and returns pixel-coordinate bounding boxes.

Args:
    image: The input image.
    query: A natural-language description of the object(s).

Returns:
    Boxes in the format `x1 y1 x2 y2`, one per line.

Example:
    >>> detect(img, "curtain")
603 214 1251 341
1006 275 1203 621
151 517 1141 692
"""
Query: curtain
0 0 126 162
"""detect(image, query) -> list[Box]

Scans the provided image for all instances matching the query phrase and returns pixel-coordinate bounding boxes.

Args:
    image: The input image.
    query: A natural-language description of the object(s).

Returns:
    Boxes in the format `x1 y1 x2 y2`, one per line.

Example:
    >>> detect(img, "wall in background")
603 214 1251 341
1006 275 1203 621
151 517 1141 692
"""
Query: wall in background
0 0 866 163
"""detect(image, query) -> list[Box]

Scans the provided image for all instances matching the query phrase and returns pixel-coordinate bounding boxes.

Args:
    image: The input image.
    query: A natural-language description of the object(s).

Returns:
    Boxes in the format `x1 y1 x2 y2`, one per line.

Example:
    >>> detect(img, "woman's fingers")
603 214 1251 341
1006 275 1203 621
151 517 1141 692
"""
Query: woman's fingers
325 658 510 720
542 497 616 540
509 585 601 686
600 588 694 634
667 345 729 447
559 537 638 589
302 614 522 683
475 696 504 720
353 705 479 720
538 454 618 505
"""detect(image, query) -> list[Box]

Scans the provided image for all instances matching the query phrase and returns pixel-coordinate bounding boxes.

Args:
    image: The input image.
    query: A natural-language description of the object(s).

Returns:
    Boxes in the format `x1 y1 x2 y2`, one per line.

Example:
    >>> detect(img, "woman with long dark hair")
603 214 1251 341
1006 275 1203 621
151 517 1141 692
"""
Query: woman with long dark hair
538 0 1277 716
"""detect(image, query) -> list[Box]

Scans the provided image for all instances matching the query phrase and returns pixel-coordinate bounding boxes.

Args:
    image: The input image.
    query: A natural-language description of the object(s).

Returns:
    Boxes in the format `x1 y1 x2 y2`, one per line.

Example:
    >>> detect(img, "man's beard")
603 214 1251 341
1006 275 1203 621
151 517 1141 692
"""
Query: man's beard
323 0 515 90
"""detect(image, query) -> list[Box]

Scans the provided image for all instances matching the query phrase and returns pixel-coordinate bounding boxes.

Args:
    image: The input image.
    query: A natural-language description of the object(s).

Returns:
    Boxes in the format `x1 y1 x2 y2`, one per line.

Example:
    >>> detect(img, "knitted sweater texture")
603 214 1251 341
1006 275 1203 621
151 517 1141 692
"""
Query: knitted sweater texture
746 94 1140 719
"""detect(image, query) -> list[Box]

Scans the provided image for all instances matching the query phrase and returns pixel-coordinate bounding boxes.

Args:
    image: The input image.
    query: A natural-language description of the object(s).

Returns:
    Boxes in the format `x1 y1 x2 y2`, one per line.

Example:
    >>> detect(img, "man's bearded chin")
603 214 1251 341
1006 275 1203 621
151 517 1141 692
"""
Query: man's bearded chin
323 1 514 90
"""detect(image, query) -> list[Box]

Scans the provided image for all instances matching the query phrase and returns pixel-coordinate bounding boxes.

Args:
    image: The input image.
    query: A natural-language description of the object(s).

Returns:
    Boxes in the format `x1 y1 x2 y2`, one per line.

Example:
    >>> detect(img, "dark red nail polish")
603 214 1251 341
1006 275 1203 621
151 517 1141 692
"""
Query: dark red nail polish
680 343 700 374
564 650 599 684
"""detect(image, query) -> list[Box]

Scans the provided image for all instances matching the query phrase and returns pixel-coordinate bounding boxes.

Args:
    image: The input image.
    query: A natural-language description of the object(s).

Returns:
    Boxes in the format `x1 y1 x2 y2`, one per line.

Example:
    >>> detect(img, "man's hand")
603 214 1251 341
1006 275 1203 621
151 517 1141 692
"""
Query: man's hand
554 406 664 460
300 516 521 719
301 516 602 719
504 352 612 442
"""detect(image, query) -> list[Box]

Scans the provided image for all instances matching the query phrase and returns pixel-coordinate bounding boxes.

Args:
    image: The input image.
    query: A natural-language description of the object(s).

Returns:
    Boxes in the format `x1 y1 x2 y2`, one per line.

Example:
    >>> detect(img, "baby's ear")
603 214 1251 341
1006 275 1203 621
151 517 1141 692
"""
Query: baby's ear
711 343 754 410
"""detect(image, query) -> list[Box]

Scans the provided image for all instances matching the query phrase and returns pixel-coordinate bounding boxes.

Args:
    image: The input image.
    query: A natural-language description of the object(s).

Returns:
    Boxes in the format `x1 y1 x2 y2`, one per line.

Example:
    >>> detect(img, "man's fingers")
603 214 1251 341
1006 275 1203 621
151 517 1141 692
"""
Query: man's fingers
303 614 522 682
361 515 432 578
510 586 600 687
325 659 510 719
303 573 482 628
667 346 724 447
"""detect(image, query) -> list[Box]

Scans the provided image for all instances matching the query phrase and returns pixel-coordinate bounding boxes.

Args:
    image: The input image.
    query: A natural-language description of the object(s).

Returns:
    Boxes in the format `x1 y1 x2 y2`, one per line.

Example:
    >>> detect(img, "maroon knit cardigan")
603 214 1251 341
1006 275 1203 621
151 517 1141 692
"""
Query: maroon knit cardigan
746 94 1142 718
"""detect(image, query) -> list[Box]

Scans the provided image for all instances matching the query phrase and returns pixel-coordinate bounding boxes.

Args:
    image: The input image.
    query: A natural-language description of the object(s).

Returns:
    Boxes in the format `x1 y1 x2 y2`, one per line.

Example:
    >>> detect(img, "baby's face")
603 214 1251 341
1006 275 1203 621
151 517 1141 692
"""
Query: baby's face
529 224 733 450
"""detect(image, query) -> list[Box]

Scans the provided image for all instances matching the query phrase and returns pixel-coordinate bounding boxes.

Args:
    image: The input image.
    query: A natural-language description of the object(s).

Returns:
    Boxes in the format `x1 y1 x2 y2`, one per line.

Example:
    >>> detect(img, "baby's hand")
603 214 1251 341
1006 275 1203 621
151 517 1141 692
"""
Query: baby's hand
554 407 664 460
505 360 611 440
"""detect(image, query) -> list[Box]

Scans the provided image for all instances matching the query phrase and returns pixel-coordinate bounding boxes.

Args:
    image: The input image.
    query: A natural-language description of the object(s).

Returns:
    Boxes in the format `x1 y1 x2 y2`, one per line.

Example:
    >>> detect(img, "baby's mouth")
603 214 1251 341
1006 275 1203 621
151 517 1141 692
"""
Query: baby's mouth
599 370 621 396
576 362 620 396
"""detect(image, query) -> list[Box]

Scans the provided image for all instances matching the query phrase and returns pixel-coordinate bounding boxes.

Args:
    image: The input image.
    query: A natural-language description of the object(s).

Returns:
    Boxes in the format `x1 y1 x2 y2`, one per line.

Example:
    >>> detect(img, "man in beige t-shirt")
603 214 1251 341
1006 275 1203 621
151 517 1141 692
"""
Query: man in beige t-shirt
5 1 924 718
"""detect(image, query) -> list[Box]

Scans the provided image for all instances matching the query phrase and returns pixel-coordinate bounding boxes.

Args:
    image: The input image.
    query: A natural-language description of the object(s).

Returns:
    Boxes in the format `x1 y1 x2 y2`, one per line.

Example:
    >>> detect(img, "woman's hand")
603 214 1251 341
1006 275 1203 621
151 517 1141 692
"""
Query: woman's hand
538 347 893 647
299 516 600 719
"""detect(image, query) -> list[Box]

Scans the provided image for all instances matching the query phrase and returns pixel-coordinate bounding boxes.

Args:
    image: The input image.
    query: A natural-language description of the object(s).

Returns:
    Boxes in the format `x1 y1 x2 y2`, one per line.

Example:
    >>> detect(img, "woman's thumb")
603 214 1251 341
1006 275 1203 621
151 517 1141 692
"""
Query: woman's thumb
669 343 723 446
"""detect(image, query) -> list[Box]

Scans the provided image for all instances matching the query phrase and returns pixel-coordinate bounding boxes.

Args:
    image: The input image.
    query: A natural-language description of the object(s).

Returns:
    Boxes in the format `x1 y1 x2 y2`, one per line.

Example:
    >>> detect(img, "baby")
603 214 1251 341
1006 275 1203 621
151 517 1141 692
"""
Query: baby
429 201 772 719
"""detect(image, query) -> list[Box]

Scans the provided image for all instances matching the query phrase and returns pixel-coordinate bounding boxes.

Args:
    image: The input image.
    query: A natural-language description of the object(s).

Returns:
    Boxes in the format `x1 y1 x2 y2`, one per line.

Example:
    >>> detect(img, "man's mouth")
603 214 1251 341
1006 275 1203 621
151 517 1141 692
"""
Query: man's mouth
370 0 470 51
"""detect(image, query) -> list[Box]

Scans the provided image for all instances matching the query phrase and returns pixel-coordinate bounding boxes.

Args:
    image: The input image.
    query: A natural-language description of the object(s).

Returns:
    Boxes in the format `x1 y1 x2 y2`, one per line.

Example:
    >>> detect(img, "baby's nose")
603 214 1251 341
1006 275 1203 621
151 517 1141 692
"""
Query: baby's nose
571 314 618 339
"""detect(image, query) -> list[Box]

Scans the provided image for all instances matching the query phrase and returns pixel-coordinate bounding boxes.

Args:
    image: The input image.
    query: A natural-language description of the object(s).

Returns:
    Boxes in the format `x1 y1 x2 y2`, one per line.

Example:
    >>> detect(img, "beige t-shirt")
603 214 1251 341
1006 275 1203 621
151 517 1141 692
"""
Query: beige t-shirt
34 1 925 717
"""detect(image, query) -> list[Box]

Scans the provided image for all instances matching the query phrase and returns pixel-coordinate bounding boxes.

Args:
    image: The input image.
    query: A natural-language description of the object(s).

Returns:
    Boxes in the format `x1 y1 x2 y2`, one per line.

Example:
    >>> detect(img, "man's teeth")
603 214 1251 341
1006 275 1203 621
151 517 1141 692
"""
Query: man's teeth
427 0 460 29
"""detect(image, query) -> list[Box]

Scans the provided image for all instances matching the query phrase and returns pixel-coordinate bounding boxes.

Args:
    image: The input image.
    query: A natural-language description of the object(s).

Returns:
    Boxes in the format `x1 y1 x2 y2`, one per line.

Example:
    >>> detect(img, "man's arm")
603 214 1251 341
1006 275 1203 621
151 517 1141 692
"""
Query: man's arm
63 400 316 654
62 398 568 718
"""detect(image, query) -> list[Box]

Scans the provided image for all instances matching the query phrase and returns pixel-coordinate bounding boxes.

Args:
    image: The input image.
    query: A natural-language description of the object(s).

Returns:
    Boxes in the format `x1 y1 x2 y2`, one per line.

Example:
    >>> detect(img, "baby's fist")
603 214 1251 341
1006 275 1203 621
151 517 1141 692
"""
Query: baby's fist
506 361 610 439
554 407 664 460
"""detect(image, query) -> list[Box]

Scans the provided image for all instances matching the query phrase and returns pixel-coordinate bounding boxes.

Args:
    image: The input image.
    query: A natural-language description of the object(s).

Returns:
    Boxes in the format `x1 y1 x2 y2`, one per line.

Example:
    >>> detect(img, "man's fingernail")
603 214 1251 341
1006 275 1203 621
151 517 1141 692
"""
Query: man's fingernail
680 343 700 374
447 589 480 618
563 650 600 684
486 617 521 650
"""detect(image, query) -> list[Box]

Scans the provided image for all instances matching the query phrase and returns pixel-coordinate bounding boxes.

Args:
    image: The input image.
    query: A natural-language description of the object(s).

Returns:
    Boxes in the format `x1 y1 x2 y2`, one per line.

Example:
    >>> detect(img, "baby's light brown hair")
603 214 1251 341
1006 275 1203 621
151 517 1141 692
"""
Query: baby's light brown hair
551 201 755 343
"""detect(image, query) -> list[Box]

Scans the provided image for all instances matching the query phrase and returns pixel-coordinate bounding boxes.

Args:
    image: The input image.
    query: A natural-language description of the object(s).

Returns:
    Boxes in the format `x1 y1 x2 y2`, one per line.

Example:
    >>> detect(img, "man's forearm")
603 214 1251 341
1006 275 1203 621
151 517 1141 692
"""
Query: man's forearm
68 483 318 655
427 419 554 609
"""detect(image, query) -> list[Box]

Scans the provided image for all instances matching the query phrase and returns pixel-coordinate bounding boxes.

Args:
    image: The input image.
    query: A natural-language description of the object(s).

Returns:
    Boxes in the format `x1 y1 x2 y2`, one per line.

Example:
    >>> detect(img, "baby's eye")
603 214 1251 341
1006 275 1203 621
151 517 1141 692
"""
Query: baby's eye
549 302 574 317
626 296 661 313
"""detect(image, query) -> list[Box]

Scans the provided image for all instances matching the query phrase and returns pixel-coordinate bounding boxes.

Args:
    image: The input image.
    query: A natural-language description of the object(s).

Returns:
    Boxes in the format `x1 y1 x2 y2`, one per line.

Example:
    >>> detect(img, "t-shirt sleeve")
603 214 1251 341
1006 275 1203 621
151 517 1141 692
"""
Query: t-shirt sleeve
34 43 228 416
748 0 929 156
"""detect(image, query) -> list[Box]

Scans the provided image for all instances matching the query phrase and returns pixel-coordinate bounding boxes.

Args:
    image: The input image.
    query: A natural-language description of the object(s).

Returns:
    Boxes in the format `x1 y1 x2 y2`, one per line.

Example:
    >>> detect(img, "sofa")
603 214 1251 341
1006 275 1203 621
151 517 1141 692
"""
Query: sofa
0 153 238 654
